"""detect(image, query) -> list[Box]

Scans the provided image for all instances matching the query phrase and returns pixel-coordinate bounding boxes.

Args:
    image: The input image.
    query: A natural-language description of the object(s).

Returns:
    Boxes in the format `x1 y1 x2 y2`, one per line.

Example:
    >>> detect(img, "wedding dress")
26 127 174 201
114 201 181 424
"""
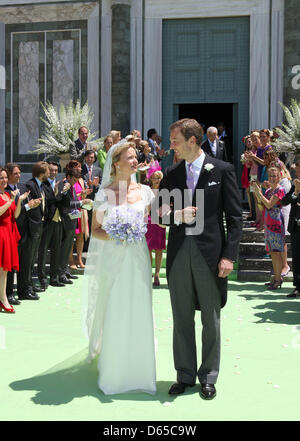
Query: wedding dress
83 184 156 395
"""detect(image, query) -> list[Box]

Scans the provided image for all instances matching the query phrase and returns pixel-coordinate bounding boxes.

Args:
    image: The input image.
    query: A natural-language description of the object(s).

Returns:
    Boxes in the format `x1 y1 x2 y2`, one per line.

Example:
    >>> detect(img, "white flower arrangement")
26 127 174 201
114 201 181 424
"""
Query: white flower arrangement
272 99 300 163
31 100 103 157
204 163 214 172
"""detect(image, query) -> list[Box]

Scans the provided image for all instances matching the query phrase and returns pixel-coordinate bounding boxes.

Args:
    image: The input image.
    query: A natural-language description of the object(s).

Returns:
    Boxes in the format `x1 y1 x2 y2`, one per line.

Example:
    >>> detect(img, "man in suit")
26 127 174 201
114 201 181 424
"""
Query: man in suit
202 126 228 162
82 150 102 199
17 162 49 300
55 168 92 285
217 121 233 163
282 159 300 297
70 126 98 163
82 150 102 251
70 126 89 163
37 161 64 288
5 163 41 304
158 119 242 399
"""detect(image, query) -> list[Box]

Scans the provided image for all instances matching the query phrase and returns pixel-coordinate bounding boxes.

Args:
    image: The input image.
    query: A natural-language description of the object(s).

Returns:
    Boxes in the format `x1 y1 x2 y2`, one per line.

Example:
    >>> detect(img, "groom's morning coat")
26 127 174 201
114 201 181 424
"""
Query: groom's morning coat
159 155 242 308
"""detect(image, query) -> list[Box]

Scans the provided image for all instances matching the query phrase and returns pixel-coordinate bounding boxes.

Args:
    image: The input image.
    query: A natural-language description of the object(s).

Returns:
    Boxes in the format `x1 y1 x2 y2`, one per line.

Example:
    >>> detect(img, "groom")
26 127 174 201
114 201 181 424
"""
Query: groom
159 119 242 399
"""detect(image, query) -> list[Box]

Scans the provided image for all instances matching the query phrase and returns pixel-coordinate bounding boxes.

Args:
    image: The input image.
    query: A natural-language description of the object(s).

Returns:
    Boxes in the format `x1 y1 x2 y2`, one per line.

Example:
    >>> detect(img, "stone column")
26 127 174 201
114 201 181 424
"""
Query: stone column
111 0 131 137
284 0 300 105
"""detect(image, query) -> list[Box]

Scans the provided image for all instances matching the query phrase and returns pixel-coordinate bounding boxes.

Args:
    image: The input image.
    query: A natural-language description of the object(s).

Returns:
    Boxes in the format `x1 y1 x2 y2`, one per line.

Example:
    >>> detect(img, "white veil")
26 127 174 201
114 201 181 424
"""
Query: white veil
82 138 136 361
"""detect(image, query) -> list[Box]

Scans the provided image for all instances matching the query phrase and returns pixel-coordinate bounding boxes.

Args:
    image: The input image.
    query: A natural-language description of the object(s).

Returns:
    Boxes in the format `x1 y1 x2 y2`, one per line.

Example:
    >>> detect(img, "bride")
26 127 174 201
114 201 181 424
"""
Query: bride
83 140 156 395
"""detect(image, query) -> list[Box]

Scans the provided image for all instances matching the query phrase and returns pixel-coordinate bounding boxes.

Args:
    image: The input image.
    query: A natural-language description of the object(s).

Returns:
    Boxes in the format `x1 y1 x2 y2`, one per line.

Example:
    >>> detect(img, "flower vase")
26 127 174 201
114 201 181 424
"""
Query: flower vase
59 153 71 171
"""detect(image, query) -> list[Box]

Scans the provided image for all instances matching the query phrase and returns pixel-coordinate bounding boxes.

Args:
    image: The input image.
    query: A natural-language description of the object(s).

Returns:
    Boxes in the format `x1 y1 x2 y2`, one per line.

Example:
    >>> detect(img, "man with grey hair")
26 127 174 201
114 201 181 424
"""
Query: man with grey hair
202 126 228 162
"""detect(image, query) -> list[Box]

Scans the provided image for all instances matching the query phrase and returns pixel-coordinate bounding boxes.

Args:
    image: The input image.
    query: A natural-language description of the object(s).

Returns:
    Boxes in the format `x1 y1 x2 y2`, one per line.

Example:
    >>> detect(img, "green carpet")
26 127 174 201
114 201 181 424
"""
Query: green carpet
1 275 300 421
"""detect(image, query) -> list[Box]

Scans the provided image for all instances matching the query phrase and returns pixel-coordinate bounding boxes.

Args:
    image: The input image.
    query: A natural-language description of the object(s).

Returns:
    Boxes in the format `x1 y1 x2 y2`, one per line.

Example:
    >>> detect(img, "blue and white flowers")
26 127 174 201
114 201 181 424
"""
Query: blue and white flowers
103 206 147 245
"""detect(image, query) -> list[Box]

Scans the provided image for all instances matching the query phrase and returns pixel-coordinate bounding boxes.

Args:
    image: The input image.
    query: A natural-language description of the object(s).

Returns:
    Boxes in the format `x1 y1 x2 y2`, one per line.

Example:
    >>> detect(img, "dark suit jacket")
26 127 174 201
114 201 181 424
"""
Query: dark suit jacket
70 138 98 163
82 163 102 200
25 178 46 235
159 155 242 308
43 180 58 223
70 138 86 162
282 185 300 234
202 139 228 162
55 180 81 230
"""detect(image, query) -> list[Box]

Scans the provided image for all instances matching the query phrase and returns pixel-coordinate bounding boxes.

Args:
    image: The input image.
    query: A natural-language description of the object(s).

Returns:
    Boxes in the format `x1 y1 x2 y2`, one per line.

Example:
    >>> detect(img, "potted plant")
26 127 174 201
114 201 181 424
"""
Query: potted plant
32 100 103 169
272 99 300 164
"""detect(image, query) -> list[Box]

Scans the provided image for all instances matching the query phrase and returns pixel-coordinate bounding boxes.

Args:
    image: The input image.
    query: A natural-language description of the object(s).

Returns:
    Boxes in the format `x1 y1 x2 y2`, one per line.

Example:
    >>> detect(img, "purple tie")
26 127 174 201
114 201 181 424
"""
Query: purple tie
186 163 195 193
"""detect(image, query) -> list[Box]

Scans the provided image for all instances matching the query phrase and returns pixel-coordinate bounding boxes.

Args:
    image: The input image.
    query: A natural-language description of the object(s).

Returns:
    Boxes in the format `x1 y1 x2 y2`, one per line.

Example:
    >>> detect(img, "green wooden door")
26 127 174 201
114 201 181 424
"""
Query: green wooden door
162 17 250 182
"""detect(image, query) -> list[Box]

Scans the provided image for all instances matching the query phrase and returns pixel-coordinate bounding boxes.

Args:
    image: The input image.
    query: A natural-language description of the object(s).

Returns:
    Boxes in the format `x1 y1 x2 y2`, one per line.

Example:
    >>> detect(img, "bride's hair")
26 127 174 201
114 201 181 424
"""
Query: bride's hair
110 142 136 179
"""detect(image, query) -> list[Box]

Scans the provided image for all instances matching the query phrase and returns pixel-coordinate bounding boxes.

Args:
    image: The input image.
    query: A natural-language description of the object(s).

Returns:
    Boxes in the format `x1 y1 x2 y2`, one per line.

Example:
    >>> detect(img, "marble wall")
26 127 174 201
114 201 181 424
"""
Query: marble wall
52 40 74 108
0 1 99 171
18 41 40 155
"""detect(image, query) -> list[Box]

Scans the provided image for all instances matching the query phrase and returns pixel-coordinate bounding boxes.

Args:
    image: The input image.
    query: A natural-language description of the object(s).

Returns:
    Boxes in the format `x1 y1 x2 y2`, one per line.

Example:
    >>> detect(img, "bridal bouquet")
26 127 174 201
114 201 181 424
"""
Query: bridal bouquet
103 206 147 245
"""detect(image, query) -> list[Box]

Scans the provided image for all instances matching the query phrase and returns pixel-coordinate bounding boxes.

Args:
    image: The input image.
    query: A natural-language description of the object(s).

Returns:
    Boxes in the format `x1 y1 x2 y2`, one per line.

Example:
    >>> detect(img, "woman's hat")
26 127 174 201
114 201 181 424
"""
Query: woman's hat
146 160 162 180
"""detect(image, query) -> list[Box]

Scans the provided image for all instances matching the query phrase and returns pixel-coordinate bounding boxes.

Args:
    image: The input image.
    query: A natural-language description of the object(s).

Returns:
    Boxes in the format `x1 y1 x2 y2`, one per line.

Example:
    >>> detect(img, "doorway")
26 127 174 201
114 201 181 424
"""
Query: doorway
178 103 234 161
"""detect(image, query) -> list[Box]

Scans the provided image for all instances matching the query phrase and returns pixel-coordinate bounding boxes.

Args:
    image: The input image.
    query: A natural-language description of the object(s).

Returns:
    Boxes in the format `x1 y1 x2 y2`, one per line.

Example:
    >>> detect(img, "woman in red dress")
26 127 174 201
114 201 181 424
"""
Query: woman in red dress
0 167 29 313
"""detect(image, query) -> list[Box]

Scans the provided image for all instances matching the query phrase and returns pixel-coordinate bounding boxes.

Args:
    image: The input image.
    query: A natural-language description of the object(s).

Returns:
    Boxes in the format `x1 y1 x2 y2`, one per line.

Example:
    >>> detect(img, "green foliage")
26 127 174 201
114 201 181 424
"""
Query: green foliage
272 99 300 163
31 100 103 157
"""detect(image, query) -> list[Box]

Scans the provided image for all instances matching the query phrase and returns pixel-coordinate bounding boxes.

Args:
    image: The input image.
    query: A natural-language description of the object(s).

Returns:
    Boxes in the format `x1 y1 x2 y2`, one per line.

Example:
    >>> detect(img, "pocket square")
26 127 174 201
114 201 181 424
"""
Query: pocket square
208 181 219 187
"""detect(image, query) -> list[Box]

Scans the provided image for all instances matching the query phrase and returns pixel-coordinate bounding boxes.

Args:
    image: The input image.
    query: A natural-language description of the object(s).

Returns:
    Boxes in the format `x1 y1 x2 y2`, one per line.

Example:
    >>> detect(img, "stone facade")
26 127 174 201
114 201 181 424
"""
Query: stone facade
0 0 297 172
111 3 131 137
284 0 300 105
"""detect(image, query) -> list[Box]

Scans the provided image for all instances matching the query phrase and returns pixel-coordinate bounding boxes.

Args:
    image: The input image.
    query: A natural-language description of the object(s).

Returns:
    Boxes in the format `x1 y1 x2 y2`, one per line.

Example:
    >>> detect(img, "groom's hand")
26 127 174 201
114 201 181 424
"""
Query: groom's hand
218 258 234 278
175 207 198 224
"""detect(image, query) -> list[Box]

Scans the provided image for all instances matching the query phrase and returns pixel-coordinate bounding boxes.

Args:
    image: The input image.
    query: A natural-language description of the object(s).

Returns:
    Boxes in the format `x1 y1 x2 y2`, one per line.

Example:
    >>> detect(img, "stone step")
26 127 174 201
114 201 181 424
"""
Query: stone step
239 242 292 257
238 257 292 271
237 270 293 283
241 227 291 243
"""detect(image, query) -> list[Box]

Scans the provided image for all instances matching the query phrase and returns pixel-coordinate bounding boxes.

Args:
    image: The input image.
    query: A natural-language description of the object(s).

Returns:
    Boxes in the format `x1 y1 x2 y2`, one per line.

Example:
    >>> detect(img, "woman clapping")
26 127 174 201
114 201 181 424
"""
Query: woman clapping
253 163 286 290
0 167 29 313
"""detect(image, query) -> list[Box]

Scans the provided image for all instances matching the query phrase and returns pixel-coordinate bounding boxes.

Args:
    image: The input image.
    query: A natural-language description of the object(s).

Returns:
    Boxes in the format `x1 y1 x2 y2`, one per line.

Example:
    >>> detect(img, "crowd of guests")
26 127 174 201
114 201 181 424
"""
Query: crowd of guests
2 122 300 314
0 126 168 313
241 128 300 297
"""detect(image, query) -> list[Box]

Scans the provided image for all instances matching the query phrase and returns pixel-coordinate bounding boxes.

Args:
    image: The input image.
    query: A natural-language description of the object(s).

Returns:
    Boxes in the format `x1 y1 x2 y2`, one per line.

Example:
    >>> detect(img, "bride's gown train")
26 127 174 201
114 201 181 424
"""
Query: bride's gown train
84 185 156 395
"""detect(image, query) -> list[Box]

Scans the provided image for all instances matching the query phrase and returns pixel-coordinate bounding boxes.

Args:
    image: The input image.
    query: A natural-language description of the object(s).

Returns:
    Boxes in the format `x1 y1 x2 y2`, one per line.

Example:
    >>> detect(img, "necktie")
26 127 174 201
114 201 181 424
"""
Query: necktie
41 188 45 221
88 166 92 180
186 163 195 194
210 142 216 157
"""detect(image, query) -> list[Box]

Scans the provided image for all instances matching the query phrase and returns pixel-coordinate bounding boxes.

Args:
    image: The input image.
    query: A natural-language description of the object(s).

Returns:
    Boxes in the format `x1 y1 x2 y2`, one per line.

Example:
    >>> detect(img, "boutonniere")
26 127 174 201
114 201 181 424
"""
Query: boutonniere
204 163 214 172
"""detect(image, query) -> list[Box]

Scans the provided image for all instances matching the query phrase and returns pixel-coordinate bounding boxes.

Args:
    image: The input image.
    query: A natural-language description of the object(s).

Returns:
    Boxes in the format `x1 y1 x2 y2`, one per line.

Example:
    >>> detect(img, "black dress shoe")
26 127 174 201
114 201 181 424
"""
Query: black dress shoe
287 288 300 298
39 280 48 290
50 279 65 287
18 292 40 300
59 276 73 285
32 286 45 293
7 295 21 305
200 383 216 400
168 382 195 395
65 272 78 280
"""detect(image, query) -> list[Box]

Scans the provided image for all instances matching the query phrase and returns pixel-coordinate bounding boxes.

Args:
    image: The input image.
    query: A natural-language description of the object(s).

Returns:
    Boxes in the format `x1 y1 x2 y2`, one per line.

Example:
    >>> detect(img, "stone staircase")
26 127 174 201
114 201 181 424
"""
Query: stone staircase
237 212 293 282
